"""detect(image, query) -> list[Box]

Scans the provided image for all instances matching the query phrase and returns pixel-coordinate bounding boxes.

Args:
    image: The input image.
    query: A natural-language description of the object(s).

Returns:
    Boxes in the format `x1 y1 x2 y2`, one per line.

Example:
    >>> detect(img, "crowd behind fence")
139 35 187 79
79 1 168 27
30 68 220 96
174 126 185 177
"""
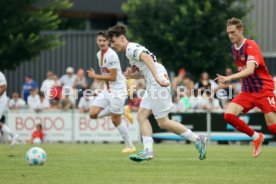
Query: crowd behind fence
7 66 276 115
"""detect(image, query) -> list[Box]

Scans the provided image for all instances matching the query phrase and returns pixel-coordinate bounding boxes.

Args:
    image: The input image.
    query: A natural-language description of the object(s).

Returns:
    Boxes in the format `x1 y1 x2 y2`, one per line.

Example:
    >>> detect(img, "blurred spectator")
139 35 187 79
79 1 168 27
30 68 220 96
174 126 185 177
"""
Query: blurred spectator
135 79 146 95
90 79 103 94
27 124 44 144
50 97 61 109
8 92 26 109
37 92 50 110
189 90 207 109
172 68 186 94
78 96 94 112
60 95 74 110
50 75 62 100
202 92 222 110
74 68 88 102
22 74 38 101
40 71 55 93
128 93 142 112
27 88 40 110
194 71 218 91
216 68 241 109
183 76 195 90
179 94 192 111
59 67 76 87
171 95 186 112
124 67 146 97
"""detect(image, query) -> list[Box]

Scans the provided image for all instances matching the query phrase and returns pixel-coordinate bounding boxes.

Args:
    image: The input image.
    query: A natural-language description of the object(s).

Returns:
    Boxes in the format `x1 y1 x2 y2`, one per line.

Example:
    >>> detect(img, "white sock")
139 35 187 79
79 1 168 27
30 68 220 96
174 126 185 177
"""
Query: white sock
180 129 199 142
252 132 259 140
98 107 111 118
116 123 134 148
1 124 14 138
142 136 153 152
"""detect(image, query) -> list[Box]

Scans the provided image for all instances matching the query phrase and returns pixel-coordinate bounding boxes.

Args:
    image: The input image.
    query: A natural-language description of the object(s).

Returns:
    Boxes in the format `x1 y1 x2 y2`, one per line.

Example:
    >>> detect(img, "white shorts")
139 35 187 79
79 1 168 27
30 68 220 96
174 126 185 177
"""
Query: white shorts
0 99 8 118
140 83 174 119
92 91 127 115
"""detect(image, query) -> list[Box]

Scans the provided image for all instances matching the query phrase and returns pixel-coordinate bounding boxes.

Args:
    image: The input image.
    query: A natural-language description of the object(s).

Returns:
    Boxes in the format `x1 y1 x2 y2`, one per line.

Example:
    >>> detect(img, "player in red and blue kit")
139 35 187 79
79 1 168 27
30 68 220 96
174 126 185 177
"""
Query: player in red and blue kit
215 18 276 157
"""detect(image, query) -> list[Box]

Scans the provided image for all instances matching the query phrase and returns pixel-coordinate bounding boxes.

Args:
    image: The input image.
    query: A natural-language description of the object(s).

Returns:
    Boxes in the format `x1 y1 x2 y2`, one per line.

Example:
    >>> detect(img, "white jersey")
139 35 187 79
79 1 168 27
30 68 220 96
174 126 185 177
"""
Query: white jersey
96 47 126 93
0 71 8 103
126 42 169 87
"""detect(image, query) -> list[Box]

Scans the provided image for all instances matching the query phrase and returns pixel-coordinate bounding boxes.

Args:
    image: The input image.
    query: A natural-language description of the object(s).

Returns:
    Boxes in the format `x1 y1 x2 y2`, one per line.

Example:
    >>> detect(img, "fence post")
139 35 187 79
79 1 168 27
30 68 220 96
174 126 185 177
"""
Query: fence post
206 111 211 144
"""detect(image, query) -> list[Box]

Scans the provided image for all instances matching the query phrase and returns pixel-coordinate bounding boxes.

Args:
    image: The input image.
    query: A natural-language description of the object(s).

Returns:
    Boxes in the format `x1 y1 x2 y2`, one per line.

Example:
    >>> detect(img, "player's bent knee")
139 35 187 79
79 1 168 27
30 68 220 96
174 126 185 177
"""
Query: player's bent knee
89 111 98 119
268 124 276 135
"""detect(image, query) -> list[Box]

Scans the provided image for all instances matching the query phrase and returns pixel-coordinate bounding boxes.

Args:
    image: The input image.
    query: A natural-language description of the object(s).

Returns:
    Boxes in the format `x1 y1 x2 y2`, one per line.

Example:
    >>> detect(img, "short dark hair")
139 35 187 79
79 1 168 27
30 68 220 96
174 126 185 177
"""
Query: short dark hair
226 17 244 29
107 24 127 39
96 31 107 38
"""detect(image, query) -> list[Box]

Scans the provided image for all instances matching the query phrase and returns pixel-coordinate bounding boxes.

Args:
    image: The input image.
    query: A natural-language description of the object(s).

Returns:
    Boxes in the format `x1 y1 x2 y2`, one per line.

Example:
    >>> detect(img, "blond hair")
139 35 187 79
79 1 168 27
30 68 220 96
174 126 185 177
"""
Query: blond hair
226 17 244 29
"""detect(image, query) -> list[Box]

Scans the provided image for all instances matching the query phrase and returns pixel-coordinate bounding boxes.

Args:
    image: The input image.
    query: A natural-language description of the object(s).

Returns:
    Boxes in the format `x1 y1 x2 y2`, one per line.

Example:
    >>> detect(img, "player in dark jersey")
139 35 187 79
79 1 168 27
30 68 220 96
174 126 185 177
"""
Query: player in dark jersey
215 17 276 157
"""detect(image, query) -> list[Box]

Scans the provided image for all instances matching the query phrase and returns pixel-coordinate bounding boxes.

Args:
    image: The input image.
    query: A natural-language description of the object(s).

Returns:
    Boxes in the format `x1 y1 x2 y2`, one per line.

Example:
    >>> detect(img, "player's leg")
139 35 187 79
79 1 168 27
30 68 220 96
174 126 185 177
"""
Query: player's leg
129 107 154 162
156 116 207 160
89 93 108 119
265 112 276 134
129 95 154 162
110 96 135 153
224 94 261 139
0 122 18 146
150 84 207 160
258 94 276 135
224 102 259 137
0 106 18 145
124 105 133 124
89 106 104 119
224 96 263 157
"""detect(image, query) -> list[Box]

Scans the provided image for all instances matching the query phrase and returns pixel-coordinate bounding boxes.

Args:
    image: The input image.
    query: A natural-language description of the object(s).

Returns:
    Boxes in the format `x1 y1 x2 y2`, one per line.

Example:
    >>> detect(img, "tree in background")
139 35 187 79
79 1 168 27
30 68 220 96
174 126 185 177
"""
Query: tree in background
123 0 251 77
0 0 72 70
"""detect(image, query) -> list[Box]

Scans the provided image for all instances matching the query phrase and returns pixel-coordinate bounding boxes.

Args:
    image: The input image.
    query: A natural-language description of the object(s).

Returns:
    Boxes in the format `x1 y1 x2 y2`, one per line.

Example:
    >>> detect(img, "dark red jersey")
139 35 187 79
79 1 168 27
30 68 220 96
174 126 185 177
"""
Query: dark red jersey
232 39 274 93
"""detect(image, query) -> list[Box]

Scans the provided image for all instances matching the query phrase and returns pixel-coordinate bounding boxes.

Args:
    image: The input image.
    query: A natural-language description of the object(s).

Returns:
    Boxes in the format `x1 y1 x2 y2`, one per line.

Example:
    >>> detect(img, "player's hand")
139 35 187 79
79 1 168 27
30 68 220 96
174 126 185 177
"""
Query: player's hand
156 78 170 87
214 74 231 83
87 68 96 79
124 68 132 79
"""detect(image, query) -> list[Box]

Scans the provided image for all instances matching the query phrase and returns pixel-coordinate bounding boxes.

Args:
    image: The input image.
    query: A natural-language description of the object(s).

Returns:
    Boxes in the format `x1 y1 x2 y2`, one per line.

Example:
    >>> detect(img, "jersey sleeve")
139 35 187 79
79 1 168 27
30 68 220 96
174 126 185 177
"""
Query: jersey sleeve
246 42 261 67
106 53 120 69
0 73 7 86
126 43 144 61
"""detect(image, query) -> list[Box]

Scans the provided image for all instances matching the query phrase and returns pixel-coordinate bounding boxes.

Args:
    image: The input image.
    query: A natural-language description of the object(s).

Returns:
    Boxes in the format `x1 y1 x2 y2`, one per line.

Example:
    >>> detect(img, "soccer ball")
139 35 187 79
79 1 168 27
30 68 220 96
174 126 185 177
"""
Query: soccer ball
26 147 46 166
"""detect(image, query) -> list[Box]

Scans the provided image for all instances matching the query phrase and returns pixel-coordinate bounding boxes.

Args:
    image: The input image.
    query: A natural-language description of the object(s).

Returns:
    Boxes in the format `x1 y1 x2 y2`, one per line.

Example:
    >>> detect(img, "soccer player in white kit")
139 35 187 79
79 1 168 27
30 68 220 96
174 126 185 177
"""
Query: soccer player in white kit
0 71 18 145
107 24 207 162
87 32 136 153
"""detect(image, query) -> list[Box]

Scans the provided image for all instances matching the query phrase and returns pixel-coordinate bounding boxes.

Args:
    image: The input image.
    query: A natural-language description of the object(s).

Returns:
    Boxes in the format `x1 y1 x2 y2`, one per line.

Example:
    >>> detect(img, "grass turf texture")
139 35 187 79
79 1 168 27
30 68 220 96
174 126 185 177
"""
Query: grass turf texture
0 144 275 184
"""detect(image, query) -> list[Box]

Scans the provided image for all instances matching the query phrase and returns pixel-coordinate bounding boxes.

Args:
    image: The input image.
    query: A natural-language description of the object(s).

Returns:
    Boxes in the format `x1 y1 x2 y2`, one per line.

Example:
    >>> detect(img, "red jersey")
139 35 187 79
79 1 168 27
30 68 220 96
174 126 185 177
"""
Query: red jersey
232 39 274 93
32 130 44 140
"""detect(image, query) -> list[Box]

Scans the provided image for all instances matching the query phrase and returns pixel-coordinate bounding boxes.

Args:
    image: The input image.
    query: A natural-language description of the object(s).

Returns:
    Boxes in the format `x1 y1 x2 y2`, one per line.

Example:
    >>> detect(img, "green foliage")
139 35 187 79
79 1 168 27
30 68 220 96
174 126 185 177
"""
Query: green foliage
0 0 72 70
58 18 85 30
123 0 251 77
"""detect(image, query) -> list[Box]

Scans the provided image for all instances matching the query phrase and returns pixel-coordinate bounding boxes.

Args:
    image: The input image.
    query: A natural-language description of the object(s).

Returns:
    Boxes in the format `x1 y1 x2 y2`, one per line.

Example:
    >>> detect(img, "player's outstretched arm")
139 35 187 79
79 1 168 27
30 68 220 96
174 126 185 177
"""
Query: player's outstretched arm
140 52 169 87
215 62 255 83
87 68 117 81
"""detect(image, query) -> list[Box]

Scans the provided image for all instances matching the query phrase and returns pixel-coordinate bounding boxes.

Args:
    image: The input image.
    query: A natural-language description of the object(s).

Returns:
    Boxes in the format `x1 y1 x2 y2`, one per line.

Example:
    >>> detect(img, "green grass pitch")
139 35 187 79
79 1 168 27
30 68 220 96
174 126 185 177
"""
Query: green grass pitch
0 144 275 184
